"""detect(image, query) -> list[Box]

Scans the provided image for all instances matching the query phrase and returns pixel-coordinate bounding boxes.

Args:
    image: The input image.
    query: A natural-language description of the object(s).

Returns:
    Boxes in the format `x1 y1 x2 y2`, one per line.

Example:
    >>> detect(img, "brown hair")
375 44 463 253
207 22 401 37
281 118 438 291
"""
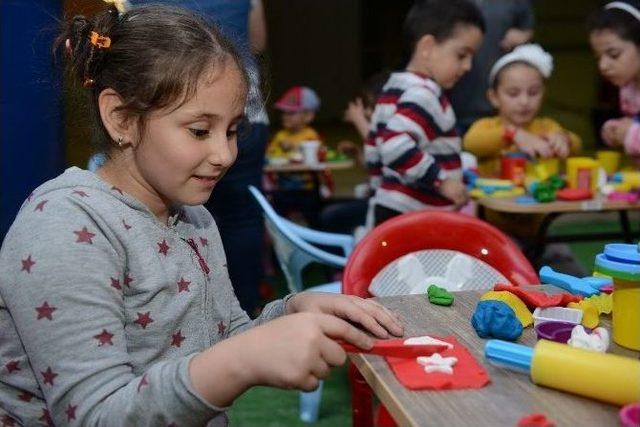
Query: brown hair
55 4 249 153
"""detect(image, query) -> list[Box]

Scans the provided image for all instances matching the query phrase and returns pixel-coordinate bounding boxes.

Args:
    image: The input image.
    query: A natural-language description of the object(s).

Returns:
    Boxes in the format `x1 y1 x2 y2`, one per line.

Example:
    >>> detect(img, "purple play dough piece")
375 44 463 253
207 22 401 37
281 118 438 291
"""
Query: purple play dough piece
534 321 588 343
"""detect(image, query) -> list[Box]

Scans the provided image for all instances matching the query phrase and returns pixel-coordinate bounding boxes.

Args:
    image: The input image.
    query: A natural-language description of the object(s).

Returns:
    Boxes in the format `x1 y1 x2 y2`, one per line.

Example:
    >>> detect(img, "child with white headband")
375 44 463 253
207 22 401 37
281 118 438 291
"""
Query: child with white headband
464 43 581 176
589 0 640 164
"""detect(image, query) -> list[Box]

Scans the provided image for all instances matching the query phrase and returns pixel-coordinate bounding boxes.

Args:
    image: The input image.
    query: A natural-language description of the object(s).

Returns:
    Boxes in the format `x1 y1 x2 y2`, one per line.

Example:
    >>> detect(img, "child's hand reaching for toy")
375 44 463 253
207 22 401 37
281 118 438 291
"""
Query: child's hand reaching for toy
439 178 468 208
601 118 632 147
546 132 571 158
513 128 554 158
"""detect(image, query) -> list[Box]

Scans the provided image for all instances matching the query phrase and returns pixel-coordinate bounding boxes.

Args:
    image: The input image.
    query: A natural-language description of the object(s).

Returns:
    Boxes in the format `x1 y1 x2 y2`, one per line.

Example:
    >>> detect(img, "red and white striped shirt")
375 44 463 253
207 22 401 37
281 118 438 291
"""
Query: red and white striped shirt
365 71 462 213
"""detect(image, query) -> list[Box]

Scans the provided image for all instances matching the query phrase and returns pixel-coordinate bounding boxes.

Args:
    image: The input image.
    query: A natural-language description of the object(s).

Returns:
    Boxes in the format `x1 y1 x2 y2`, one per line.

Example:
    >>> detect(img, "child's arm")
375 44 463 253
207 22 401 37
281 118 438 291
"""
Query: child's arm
542 118 582 157
463 117 509 159
191 294 402 406
0 197 224 425
624 118 640 155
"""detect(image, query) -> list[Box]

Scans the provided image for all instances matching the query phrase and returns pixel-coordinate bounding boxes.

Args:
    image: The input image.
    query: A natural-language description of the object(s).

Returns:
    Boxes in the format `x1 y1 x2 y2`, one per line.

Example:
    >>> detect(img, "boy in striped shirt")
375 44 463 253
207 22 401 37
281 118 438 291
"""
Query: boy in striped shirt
366 0 485 226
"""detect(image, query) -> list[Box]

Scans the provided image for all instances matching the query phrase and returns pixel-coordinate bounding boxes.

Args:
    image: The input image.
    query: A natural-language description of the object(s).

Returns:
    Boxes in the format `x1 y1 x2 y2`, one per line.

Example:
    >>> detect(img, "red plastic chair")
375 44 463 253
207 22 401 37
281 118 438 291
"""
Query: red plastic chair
342 211 538 427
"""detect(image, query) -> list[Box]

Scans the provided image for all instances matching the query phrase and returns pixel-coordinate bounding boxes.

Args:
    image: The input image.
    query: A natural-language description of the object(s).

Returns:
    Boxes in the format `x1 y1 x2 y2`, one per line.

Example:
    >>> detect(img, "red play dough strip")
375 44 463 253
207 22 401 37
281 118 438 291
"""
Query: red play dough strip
494 283 582 308
385 336 490 390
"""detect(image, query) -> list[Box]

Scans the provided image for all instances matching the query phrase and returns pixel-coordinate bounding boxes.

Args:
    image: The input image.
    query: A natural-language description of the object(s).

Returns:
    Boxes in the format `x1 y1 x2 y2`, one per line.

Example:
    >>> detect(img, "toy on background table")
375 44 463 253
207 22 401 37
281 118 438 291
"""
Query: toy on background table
501 153 528 185
594 243 640 351
472 300 523 341
566 157 600 191
556 188 593 201
485 339 640 406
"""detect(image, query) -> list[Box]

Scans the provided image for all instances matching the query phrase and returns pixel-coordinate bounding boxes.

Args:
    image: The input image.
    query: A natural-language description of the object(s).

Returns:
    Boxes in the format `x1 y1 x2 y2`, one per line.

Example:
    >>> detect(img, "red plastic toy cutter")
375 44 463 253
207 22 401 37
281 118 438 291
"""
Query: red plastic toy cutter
338 339 449 358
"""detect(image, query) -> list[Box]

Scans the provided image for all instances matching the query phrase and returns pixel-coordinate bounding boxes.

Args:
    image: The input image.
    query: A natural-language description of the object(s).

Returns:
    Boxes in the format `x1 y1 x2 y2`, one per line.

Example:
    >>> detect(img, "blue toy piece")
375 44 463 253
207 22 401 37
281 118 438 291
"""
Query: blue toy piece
472 300 523 341
538 266 608 297
515 195 537 205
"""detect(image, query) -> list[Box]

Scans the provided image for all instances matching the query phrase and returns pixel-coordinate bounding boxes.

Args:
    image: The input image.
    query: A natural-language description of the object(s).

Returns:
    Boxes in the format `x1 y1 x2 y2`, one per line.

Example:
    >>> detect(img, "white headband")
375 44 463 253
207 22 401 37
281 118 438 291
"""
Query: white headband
489 44 554 85
605 1 640 22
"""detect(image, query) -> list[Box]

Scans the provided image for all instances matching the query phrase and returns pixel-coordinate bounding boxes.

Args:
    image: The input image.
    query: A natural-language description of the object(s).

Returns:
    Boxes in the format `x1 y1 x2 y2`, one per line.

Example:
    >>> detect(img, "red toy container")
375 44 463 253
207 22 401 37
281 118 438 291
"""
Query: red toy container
501 156 527 185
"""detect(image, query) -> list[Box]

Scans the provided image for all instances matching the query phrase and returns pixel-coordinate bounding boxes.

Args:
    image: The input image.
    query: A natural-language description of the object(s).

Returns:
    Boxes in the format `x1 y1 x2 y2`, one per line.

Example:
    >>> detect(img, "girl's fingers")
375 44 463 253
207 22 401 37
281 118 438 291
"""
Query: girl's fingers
318 313 373 350
355 298 404 336
319 337 347 367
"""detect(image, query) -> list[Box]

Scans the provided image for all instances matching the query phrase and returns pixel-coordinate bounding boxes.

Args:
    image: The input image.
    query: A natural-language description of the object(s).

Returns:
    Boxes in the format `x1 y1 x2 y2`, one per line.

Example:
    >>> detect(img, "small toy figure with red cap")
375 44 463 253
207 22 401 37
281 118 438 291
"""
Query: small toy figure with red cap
268 86 322 159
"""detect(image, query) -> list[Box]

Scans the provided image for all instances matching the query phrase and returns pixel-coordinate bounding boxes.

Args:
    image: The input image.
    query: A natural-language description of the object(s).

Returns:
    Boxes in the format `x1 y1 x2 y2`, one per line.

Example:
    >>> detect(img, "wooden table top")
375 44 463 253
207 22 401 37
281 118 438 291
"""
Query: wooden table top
349 289 638 427
263 159 354 173
476 195 640 214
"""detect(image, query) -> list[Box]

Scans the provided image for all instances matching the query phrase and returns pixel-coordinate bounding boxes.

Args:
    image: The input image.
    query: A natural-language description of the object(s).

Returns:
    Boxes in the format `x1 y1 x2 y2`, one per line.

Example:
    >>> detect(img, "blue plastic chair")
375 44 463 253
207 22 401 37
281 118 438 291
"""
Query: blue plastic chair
248 185 354 423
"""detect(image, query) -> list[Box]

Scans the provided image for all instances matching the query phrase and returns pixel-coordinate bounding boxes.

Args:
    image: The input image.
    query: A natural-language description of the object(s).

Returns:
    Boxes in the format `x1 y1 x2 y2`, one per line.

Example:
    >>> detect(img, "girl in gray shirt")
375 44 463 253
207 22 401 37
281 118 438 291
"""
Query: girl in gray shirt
0 4 402 425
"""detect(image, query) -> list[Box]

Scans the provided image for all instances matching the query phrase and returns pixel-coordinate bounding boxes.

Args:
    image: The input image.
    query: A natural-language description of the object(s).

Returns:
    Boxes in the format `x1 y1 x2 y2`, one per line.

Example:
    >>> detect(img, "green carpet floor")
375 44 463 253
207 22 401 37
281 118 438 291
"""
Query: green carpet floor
228 219 637 426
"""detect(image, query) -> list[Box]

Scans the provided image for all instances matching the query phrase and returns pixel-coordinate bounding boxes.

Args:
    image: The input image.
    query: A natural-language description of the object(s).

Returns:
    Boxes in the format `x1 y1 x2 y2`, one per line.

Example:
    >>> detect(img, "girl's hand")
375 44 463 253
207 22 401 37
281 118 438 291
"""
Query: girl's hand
190 312 377 405
602 119 622 146
546 132 571 158
286 292 404 339
343 98 366 125
513 129 554 158
612 118 633 144
439 178 469 209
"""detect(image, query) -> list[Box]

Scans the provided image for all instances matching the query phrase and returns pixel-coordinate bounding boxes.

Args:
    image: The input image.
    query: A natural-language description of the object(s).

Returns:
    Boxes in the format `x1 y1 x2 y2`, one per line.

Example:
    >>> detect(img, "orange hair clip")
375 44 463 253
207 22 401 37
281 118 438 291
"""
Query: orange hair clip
89 31 111 49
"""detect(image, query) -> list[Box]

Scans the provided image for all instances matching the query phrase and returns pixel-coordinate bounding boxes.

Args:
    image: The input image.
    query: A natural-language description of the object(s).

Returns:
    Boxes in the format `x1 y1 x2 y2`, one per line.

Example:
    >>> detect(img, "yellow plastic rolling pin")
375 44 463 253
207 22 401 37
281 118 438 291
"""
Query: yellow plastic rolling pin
485 339 640 406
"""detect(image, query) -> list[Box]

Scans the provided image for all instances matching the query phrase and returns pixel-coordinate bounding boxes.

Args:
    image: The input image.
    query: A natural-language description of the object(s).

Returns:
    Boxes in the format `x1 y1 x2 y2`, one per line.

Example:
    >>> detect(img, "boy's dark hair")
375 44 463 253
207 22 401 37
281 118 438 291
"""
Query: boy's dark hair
588 0 640 46
403 0 485 55
54 4 249 154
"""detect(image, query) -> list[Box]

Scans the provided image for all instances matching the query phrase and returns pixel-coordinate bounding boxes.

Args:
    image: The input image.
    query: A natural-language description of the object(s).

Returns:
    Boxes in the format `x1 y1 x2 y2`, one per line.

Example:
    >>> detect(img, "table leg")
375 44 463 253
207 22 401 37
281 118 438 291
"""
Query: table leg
530 212 562 261
619 210 633 243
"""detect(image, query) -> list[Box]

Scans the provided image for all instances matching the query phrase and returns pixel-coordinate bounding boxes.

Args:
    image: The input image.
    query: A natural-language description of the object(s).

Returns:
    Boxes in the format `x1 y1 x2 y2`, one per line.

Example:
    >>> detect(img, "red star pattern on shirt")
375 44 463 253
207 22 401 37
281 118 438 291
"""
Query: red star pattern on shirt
65 404 77 421
176 277 191 293
110 277 121 290
217 321 226 336
34 200 48 212
41 367 58 386
134 312 154 329
21 255 35 273
199 237 208 247
74 226 96 244
18 391 34 402
111 186 123 195
94 329 114 346
157 239 170 256
122 219 131 230
137 374 149 393
36 302 57 320
72 190 88 198
171 330 185 347
123 273 133 287
39 408 54 427
5 360 20 374
2 414 16 426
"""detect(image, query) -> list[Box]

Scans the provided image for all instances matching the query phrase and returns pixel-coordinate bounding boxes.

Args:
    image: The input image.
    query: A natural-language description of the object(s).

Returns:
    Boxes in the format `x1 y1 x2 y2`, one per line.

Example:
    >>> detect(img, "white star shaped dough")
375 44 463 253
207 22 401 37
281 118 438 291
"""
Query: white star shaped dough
416 353 458 375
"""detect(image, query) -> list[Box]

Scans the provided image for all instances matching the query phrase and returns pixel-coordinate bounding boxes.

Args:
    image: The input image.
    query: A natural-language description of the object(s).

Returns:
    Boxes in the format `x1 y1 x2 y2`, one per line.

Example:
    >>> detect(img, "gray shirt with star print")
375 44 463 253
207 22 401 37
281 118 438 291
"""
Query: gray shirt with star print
0 167 289 426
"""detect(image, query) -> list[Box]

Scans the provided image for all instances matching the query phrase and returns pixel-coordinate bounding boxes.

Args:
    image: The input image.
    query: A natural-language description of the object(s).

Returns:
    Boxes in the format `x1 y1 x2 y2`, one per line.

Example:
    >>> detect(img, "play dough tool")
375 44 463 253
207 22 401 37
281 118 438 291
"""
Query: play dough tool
339 339 449 358
539 266 609 296
485 339 640 405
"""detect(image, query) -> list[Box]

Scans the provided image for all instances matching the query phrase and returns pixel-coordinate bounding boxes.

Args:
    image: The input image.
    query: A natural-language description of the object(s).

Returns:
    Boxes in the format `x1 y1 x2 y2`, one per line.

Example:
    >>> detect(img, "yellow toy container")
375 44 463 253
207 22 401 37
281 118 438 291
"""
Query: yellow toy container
596 150 621 175
595 243 640 350
566 157 600 190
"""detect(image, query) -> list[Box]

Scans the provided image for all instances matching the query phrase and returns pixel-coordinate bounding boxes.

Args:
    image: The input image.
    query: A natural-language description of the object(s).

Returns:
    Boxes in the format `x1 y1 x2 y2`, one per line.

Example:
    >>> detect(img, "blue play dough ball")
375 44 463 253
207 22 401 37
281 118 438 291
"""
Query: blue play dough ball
471 300 523 341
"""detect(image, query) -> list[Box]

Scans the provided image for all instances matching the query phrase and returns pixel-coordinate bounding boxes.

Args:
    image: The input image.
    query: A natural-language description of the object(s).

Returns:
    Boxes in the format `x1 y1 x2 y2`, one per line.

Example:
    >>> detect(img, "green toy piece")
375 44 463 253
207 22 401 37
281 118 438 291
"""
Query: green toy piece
548 175 565 191
533 182 556 203
427 285 454 306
